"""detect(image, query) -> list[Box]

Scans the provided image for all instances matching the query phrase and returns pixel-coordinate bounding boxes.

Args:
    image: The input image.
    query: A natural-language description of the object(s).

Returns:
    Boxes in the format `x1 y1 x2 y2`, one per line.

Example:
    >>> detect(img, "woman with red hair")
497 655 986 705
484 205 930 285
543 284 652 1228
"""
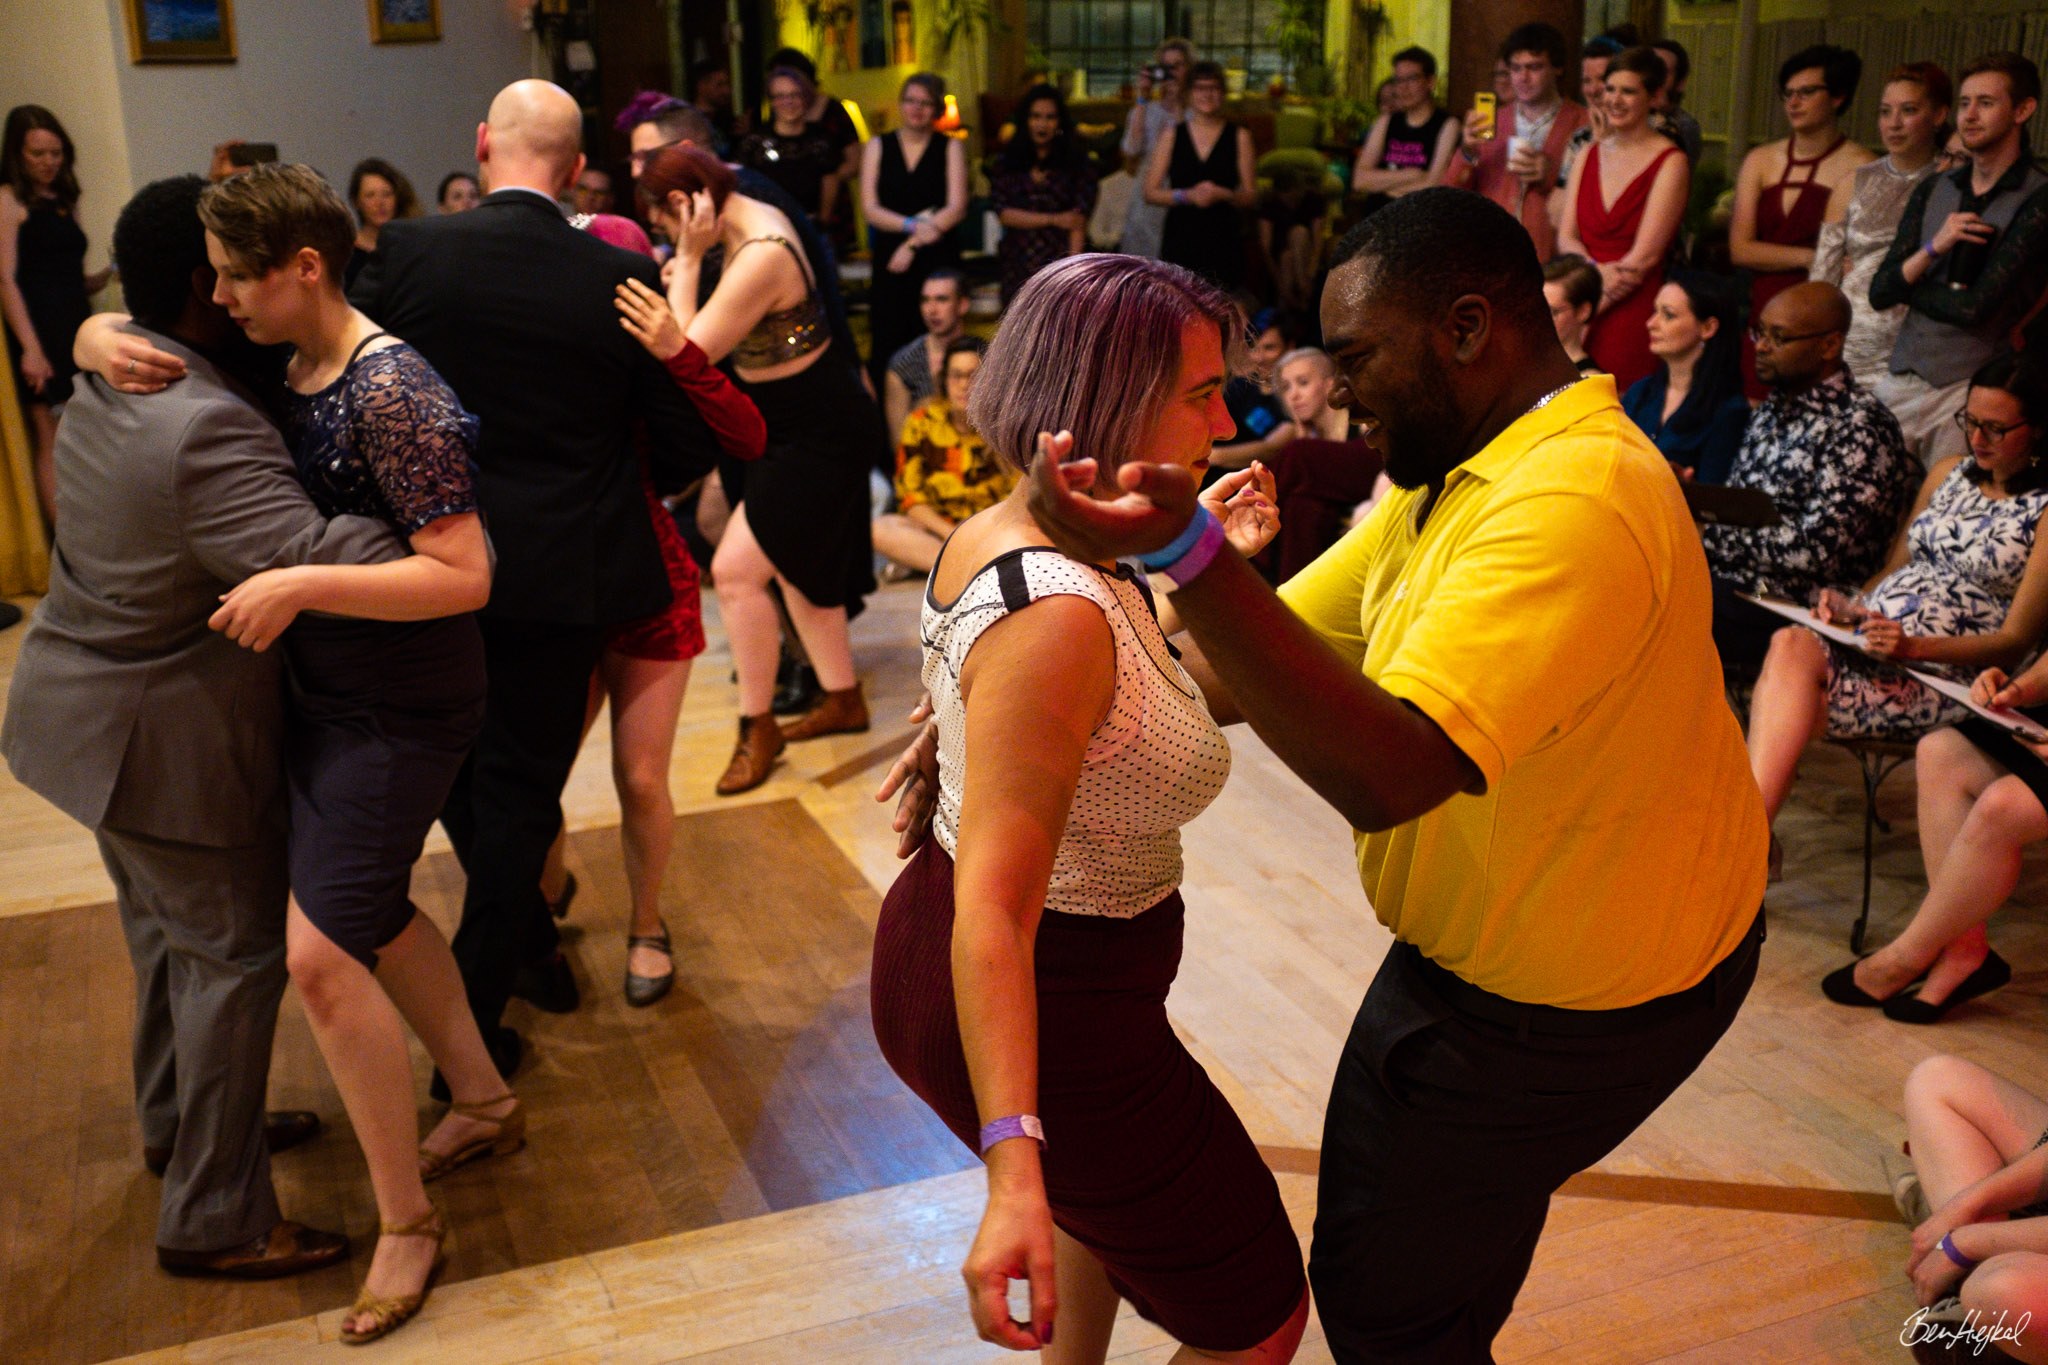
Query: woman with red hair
617 142 884 795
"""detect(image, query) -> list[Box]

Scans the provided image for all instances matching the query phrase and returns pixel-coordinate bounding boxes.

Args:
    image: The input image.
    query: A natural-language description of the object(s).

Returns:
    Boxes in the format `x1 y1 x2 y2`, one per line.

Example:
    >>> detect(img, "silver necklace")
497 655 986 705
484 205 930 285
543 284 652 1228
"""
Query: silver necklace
1524 377 1581 416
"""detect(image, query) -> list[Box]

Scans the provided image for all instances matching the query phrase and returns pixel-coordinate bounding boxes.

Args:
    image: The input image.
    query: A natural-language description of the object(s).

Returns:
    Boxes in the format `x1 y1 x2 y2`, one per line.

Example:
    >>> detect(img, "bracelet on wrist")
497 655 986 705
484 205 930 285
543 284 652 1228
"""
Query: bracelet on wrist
1940 1231 1979 1272
978 1114 1046 1154
1924 239 1942 260
1171 188 1188 207
1140 507 1228 592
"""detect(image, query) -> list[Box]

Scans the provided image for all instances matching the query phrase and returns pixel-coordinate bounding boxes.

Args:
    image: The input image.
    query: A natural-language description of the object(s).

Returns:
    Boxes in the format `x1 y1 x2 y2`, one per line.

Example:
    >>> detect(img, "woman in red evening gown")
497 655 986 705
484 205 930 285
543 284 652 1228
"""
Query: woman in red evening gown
1556 46 1691 390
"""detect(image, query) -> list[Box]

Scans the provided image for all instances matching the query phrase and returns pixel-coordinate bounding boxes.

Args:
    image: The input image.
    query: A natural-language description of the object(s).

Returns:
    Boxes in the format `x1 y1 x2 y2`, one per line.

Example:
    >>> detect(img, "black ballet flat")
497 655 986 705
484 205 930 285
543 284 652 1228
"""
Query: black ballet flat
1881 951 2012 1025
1820 959 1927 1007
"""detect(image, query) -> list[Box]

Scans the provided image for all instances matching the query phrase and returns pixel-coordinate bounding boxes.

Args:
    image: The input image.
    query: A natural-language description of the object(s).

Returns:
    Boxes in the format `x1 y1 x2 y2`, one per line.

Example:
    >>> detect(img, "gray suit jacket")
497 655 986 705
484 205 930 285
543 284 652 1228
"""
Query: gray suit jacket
0 330 403 848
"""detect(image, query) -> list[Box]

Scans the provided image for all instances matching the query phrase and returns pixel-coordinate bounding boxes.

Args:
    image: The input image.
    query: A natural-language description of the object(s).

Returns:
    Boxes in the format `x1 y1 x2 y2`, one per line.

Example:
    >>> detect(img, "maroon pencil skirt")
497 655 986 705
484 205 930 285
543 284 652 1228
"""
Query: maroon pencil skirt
871 839 1305 1351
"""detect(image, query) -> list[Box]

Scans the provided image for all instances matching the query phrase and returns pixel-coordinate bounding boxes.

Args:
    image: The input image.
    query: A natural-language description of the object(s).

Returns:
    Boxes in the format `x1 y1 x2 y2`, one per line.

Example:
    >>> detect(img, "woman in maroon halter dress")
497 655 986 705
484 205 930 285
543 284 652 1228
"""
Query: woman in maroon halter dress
1556 47 1690 390
1731 45 1873 397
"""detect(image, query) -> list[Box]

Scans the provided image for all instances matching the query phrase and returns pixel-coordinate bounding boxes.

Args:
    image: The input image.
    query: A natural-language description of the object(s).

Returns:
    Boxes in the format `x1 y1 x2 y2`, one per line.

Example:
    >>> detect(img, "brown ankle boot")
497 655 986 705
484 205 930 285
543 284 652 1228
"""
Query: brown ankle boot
715 713 785 795
780 682 870 742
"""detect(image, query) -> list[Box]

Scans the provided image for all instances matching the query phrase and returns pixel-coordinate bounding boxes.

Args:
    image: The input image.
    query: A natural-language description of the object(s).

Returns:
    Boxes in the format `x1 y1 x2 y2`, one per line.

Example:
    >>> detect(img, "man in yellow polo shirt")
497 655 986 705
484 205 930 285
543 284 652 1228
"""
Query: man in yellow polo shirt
1026 188 1767 1362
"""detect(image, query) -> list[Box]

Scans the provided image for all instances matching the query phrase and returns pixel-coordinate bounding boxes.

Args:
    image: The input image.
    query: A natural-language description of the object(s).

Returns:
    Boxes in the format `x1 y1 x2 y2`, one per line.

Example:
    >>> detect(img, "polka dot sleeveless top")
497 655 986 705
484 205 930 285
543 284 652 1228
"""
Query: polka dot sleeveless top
922 547 1233 918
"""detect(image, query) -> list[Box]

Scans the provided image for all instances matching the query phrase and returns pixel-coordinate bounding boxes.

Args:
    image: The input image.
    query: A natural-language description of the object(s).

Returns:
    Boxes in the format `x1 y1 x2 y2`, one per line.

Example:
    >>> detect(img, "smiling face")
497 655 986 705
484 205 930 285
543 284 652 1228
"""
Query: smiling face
354 173 397 229
1321 259 1463 488
205 231 318 346
1391 60 1431 113
1604 70 1653 132
20 128 64 189
1132 316 1235 480
1277 353 1337 423
1879 79 1947 159
1580 56 1611 109
1187 76 1225 116
900 83 939 132
767 76 809 129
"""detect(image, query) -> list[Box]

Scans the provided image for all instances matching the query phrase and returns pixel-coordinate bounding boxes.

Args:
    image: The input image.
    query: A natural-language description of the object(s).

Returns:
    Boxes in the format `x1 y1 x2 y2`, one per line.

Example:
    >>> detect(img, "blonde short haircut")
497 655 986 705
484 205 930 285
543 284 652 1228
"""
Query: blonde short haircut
198 162 355 284
968 253 1244 477
1276 346 1334 378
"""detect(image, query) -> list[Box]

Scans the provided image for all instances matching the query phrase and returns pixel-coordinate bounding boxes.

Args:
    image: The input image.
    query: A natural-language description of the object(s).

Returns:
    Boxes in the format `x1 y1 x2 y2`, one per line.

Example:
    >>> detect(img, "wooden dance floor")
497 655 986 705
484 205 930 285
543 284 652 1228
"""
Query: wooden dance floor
4 582 2048 1362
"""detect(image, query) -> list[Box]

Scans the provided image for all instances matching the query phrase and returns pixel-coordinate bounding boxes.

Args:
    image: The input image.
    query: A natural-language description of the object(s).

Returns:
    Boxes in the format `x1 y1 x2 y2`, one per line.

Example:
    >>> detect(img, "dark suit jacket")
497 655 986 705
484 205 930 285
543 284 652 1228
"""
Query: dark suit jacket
0 332 403 846
350 189 717 627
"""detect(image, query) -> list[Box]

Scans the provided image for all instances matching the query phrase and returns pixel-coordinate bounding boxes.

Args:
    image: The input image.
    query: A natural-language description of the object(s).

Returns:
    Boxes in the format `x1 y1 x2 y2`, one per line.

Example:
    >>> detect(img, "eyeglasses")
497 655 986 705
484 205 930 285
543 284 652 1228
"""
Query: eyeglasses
1748 324 1838 348
1955 411 2033 441
1783 83 1830 101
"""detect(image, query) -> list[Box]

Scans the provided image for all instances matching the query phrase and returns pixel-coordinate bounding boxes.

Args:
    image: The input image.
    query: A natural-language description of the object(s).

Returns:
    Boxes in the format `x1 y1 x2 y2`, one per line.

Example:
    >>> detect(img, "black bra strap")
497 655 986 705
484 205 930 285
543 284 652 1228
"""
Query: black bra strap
345 330 391 369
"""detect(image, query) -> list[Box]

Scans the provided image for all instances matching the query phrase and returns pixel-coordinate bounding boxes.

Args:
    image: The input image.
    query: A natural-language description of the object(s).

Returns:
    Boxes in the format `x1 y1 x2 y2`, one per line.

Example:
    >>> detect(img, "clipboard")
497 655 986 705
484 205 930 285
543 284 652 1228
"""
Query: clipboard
1684 483 1781 527
1736 593 2048 744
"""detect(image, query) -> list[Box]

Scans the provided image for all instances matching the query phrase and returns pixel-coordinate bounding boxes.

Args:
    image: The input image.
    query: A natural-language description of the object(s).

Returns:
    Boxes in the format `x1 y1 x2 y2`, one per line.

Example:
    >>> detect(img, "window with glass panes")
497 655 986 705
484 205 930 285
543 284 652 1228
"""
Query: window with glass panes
1028 0 1285 98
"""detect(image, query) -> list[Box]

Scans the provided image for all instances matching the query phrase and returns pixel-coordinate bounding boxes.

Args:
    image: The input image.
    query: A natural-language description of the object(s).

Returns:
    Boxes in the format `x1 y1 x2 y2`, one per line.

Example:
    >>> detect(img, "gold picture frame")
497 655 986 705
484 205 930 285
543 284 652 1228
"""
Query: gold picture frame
123 0 237 64
368 0 442 44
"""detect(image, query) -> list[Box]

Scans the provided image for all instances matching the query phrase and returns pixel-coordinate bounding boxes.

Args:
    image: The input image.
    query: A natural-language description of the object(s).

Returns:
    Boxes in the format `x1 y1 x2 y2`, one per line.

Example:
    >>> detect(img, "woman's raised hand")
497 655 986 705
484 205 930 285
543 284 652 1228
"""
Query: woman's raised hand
615 278 687 362
1200 461 1279 558
675 188 721 260
77 320 187 394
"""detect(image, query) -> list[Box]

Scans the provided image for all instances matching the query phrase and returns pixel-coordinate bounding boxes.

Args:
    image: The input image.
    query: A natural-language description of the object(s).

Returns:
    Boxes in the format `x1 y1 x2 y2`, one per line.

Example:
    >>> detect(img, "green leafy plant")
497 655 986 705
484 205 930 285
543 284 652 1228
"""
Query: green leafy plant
1273 0 1330 98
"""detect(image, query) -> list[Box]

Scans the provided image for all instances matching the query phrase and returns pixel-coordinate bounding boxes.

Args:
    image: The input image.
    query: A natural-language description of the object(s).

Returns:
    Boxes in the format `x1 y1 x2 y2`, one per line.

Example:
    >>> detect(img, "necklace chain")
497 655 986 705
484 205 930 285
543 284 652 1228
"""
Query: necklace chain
1525 377 1581 417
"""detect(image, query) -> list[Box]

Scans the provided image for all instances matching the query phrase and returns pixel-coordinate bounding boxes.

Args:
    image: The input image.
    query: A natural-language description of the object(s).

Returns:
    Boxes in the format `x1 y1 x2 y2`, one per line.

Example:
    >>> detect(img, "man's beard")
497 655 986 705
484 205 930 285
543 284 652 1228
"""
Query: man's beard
1376 351 1464 490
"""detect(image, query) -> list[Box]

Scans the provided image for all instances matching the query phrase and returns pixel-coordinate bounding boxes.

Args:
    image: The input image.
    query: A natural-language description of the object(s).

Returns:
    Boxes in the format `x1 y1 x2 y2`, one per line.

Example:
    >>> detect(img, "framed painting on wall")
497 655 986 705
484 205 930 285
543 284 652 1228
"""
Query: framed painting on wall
123 0 237 64
369 0 442 44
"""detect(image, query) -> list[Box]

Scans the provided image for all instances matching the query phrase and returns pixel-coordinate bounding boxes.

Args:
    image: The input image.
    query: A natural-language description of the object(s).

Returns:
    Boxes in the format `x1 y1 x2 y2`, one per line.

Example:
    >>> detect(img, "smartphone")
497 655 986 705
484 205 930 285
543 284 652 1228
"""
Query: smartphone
1472 93 1496 140
228 142 279 167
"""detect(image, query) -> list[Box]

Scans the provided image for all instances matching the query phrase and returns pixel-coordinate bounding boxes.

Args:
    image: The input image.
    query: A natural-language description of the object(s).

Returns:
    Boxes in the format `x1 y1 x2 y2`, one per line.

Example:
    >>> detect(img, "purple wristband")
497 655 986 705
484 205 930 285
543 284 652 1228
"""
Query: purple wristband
1940 1232 1978 1272
978 1114 1046 1154
1147 508 1228 592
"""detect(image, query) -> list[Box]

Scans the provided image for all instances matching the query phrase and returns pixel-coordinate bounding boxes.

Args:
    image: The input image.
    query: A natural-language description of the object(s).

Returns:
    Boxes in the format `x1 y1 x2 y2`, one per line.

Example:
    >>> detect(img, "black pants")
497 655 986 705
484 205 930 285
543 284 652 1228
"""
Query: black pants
440 618 605 1033
1308 912 1763 1363
1711 576 1787 685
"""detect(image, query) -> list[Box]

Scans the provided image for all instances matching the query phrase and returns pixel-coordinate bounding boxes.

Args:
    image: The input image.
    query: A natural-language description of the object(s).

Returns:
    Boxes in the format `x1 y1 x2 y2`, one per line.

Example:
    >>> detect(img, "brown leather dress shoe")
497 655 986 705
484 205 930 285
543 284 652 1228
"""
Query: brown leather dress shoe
779 682 869 742
715 712 785 796
158 1220 349 1279
145 1109 323 1176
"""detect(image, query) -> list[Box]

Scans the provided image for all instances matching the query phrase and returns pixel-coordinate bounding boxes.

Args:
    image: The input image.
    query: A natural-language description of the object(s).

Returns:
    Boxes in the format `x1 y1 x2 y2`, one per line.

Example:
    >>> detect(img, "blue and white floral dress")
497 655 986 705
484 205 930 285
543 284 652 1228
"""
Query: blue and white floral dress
1824 459 2048 738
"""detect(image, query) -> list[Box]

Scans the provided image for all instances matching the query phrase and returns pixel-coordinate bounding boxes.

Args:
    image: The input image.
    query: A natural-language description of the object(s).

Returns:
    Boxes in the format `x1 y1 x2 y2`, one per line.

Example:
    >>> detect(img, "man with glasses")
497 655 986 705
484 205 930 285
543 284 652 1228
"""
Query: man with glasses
1351 47 1460 218
1119 38 1194 258
1872 51 2048 465
1448 24 1586 259
1701 282 1919 682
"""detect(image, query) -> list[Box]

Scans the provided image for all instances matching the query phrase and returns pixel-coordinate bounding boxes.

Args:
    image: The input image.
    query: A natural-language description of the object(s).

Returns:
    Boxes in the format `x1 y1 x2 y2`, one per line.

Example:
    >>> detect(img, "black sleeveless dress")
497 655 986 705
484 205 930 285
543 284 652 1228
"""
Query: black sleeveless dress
8 197 90 405
1159 121 1245 289
866 130 959 379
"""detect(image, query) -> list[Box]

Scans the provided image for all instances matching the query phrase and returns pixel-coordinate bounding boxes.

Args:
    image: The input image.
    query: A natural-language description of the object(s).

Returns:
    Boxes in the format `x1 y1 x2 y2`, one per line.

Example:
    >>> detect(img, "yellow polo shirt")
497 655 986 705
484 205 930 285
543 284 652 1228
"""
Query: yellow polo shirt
1278 377 1766 1009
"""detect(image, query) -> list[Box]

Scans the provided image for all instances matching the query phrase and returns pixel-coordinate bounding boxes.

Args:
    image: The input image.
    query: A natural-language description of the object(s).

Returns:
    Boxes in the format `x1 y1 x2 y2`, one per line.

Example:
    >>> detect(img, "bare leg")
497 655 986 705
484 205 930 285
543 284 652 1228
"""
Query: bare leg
600 650 692 974
711 504 787 716
774 574 856 692
285 900 441 1330
1960 1254 2048 1363
1043 1226 1121 1365
1745 627 1831 822
696 478 732 547
31 403 57 529
1903 1055 2048 1208
1171 1287 1308 1363
871 513 947 574
1918 728 2008 884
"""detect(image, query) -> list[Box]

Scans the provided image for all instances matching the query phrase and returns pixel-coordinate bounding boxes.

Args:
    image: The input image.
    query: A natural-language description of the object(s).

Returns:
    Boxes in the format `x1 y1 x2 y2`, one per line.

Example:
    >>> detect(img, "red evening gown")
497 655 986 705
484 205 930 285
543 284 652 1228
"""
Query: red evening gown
1578 142 1685 390
1741 136 1846 399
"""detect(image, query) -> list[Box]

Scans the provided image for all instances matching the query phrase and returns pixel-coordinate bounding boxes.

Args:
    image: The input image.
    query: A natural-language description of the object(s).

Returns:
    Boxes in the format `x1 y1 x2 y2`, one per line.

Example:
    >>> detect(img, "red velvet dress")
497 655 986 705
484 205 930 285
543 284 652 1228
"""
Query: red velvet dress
1741 136 1846 398
1578 143 1685 391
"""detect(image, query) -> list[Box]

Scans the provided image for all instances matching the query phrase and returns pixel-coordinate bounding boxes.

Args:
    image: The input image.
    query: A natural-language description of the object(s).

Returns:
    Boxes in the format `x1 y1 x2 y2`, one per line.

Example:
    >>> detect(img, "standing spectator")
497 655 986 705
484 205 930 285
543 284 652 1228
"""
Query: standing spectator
882 268 969 443
1119 38 1192 258
436 171 479 213
990 83 1096 305
689 58 746 158
765 48 862 249
1350 47 1459 217
571 166 614 216
1 104 109 527
1551 35 1624 233
1871 52 2048 468
1732 46 1874 398
1491 57 1514 105
871 336 1012 575
860 73 967 389
1557 46 1690 389
1147 61 1255 291
1621 273 1749 484
1543 254 1603 372
1256 160 1328 312
1649 40 1705 164
740 65 854 253
1811 64 1952 392
344 157 418 293
1448 24 1587 260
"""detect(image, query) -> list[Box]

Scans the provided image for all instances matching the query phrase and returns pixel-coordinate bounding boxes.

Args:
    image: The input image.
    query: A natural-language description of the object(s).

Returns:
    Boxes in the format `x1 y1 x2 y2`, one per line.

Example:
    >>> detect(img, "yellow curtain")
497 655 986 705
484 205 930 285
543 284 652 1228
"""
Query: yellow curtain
0 317 51 597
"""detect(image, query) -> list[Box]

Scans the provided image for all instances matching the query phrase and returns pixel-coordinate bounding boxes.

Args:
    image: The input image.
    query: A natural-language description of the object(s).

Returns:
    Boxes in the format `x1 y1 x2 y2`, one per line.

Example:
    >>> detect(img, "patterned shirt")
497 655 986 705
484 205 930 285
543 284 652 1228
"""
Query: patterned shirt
887 334 938 407
1701 371 1921 602
894 398 1017 524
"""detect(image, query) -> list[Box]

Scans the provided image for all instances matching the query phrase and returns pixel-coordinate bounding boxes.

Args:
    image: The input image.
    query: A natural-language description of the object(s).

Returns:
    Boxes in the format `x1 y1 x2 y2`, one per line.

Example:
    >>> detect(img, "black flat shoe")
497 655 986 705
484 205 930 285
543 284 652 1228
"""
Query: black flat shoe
1882 951 2012 1024
1821 959 1929 1007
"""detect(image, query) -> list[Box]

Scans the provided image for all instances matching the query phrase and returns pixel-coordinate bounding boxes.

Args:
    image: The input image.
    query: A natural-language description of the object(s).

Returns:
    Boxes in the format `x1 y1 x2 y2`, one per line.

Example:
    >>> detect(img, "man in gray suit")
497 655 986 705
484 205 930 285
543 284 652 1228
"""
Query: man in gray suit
1 176 398 1278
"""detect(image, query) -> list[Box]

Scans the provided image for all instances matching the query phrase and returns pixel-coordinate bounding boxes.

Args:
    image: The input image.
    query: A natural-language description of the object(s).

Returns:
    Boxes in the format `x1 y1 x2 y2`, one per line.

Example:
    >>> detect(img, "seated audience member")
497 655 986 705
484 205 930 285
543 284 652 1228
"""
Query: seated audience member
1889 1055 2048 1345
1543 253 1603 371
1871 52 2048 466
1701 282 1920 680
989 83 1097 306
1649 40 1705 164
436 171 479 214
1620 272 1748 483
1448 24 1587 260
871 337 1011 575
1350 47 1459 216
1213 307 1297 468
1732 45 1874 399
1258 347 1384 582
1743 353 2048 843
571 166 615 217
1810 64 1953 392
883 267 970 444
1256 161 1328 313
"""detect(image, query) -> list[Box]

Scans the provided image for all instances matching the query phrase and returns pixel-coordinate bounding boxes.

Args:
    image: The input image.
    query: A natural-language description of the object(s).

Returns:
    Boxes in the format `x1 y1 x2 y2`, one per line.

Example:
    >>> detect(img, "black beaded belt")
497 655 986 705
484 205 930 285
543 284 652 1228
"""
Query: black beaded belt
1405 908 1766 1038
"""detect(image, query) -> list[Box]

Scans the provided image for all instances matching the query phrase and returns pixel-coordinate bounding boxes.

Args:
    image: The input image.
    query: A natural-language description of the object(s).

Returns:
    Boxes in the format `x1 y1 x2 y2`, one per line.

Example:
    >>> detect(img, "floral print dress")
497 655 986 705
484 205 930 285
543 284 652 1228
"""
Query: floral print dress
1824 460 2048 737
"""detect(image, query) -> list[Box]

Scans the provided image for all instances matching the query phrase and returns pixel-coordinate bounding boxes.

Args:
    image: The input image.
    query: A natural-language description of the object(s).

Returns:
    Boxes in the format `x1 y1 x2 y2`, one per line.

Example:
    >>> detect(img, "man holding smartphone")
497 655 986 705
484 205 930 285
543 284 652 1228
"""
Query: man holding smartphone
1448 23 1586 260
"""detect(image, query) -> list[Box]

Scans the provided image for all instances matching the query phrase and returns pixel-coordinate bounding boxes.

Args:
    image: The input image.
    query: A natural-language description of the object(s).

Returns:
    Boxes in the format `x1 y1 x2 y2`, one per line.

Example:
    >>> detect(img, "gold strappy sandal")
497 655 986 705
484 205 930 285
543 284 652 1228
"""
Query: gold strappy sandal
418 1093 526 1183
339 1206 446 1346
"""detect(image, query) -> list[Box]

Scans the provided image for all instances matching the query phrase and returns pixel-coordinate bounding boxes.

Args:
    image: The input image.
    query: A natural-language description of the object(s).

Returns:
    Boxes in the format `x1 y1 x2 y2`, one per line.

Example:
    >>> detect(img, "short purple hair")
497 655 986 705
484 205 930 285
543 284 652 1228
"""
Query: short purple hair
615 90 689 134
968 254 1244 477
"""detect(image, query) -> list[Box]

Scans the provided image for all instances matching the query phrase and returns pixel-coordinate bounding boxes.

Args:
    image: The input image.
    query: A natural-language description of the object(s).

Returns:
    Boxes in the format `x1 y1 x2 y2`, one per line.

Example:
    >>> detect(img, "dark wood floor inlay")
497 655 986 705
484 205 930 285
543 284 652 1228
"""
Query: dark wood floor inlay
0 799 972 1365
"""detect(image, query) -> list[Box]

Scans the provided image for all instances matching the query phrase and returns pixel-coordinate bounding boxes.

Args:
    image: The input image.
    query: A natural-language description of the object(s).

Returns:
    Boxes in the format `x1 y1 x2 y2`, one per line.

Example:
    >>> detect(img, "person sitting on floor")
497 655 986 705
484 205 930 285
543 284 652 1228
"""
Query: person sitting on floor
871 336 1013 577
1256 346 1383 583
882 267 970 446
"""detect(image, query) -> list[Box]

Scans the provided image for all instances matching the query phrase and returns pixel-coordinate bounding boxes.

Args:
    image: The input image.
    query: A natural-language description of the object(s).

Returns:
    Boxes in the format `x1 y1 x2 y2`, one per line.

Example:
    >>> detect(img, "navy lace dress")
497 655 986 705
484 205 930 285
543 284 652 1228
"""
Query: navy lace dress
278 340 487 968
